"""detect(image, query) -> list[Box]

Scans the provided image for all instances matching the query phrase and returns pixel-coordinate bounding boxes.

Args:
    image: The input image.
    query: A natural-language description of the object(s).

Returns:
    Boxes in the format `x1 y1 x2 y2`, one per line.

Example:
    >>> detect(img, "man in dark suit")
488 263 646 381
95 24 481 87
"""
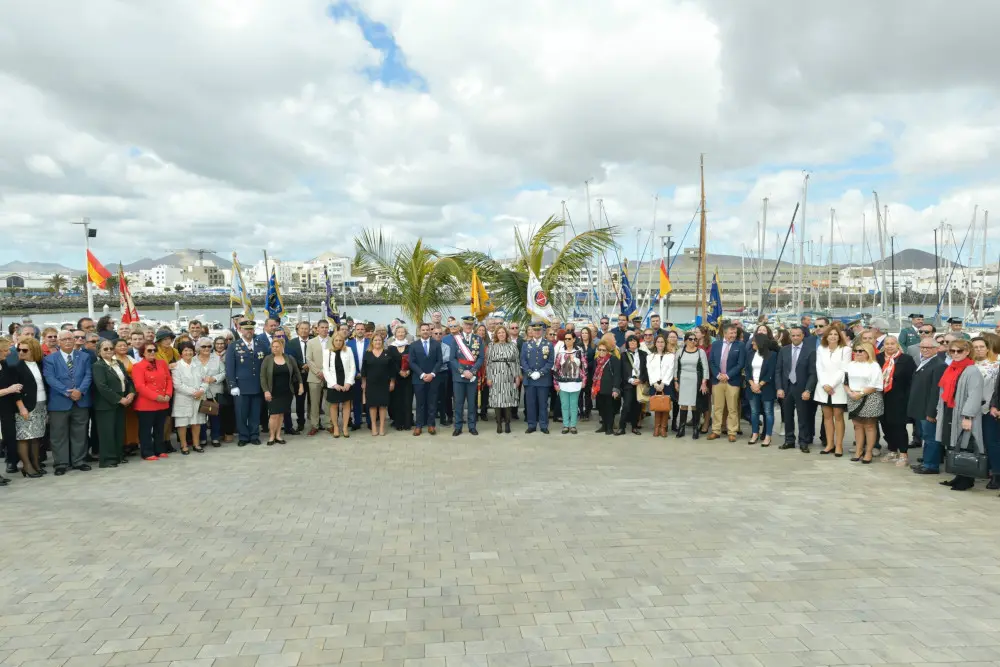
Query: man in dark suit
347 321 370 430
708 324 746 442
409 322 442 436
909 338 947 474
42 330 94 475
226 320 266 446
285 321 312 433
775 325 818 452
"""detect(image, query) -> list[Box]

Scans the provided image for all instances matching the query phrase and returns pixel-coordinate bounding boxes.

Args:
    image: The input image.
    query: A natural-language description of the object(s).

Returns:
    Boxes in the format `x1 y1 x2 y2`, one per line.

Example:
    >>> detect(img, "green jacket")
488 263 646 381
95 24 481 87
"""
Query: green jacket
92 358 135 411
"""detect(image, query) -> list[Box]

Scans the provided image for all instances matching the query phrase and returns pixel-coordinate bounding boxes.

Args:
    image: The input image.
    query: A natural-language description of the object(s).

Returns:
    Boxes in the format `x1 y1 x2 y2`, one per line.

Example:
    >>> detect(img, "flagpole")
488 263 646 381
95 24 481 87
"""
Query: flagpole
229 252 236 327
262 250 270 322
72 217 95 320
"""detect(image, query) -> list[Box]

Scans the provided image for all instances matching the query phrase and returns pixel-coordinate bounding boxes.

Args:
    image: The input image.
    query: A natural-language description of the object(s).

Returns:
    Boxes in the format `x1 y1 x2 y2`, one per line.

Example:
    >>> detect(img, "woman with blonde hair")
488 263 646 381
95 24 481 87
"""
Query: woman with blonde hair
7 336 45 477
323 333 356 438
361 332 396 437
845 342 884 463
261 337 303 446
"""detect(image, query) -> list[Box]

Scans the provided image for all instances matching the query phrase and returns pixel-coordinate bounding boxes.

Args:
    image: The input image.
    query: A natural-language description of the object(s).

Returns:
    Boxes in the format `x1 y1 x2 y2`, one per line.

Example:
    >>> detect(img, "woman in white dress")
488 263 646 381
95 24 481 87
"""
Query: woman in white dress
171 342 208 455
814 323 852 456
844 342 884 463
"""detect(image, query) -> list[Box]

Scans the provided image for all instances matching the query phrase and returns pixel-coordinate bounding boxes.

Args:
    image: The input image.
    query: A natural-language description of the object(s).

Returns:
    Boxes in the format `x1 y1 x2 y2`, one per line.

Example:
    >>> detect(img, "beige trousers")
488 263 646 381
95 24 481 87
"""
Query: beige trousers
711 383 741 436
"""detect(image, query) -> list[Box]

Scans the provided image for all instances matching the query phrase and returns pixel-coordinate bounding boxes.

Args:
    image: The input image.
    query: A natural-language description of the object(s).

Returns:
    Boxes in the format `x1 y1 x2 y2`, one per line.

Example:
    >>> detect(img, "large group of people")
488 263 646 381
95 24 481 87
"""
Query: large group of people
1 309 999 494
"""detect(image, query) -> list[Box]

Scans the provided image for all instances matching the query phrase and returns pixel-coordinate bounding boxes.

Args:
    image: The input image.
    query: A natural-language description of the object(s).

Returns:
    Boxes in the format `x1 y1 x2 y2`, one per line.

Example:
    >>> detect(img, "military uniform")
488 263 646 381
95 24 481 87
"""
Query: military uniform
898 314 924 350
449 317 485 434
225 330 266 444
520 324 554 432
948 317 971 341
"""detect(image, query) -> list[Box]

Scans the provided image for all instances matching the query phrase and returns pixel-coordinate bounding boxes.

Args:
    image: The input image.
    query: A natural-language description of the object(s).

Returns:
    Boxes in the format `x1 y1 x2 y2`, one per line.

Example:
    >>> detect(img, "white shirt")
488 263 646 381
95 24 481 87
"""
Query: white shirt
846 361 883 392
24 361 46 403
751 353 764 383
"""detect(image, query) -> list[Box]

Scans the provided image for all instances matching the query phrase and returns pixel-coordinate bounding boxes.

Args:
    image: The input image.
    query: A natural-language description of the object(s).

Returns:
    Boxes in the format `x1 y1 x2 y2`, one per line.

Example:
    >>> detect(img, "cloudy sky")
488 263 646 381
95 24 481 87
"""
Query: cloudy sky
1 0 998 271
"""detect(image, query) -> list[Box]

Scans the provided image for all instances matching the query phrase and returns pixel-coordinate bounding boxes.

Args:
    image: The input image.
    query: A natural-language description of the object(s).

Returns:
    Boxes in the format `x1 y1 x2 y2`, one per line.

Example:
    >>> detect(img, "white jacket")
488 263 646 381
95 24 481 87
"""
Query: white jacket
322 348 356 389
171 359 206 419
647 352 676 387
814 345 852 404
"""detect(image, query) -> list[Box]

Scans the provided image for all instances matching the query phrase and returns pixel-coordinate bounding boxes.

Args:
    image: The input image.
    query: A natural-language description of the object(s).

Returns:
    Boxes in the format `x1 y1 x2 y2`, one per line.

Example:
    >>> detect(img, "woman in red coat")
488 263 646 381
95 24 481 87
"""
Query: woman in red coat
132 343 173 461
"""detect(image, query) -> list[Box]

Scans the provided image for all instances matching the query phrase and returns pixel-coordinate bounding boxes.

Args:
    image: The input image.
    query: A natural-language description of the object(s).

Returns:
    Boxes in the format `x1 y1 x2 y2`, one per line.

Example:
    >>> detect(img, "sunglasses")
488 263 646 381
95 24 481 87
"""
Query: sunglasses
919 330 933 334
949 348 965 354
73 335 85 340
17 348 29 353
144 349 156 354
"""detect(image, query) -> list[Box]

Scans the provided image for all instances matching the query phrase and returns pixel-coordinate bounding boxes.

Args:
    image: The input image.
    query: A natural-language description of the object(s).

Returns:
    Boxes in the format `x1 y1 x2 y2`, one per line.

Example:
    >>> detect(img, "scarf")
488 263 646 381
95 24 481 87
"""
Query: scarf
881 350 901 393
591 354 610 399
939 356 974 409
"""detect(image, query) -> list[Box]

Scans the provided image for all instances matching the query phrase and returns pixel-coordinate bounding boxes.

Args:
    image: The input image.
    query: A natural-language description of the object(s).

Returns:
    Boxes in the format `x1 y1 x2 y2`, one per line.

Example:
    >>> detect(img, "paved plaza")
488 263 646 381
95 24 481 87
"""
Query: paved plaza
2 429 1000 667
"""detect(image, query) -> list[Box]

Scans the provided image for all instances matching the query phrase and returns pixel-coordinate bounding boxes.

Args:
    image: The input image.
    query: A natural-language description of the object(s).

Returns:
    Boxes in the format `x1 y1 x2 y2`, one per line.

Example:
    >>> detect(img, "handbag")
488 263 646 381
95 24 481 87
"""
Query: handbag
199 399 220 416
946 429 989 478
637 382 651 404
648 393 672 413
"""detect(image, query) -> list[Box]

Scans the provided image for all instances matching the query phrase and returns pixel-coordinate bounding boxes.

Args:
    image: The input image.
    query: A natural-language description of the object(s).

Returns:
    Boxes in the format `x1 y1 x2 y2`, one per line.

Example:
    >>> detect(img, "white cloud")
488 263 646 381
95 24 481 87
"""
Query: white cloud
0 0 998 271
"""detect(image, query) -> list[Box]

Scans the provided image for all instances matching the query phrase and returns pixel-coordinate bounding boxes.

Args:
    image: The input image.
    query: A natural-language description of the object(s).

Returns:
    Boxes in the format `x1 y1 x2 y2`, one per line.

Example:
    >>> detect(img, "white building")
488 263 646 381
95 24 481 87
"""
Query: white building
251 260 299 289
1 272 56 291
139 264 184 289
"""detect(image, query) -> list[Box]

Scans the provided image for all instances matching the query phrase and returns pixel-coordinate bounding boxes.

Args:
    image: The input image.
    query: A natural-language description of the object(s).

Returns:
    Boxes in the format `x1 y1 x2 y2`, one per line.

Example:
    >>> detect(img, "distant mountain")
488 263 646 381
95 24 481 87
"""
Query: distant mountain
123 249 229 271
871 248 960 271
0 261 82 275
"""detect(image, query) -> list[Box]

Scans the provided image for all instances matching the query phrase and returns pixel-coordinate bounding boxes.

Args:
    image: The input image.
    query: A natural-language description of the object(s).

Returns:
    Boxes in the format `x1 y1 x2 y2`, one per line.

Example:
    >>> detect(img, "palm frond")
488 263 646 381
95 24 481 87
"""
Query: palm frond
542 226 617 293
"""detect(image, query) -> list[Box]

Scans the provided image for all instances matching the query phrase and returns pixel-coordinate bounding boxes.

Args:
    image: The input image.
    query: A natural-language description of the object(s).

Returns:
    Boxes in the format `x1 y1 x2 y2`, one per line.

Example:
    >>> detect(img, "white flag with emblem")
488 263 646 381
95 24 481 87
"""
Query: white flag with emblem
526 268 556 323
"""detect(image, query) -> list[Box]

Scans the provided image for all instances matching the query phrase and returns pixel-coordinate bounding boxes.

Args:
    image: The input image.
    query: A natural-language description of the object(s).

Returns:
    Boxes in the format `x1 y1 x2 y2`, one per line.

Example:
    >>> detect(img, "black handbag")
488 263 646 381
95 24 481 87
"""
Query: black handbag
946 430 989 478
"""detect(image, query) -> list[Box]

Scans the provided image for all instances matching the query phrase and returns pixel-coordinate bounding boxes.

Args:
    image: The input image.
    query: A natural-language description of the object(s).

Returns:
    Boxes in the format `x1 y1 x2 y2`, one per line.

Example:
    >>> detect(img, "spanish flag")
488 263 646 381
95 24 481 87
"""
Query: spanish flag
86 250 112 288
470 269 494 320
659 259 672 297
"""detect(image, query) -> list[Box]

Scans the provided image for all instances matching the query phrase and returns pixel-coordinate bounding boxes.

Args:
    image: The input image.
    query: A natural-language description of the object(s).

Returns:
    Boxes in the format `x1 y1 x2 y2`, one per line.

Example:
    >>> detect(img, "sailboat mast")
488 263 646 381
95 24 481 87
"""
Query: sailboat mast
585 179 597 316
798 173 809 315
697 154 708 321
759 198 768 315
828 209 834 312
969 206 978 316
982 210 989 316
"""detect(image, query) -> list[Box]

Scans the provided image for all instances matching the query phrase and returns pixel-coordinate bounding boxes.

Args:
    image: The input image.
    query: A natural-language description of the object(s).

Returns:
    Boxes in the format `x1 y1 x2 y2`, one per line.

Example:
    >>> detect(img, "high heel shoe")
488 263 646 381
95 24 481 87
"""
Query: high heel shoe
676 424 686 438
504 422 510 433
820 447 834 455
748 435 759 445
21 469 42 479
761 438 771 447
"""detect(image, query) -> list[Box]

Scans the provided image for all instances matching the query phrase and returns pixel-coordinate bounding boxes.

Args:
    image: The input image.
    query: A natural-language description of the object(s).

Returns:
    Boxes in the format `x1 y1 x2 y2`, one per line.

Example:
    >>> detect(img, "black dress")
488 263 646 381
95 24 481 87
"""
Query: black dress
269 362 293 416
388 344 413 428
362 350 397 408
327 352 352 404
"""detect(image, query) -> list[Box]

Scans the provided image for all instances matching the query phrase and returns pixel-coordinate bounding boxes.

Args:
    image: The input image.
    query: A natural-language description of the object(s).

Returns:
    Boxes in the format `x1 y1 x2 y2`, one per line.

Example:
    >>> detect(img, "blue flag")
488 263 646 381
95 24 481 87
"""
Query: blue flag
619 263 637 318
265 267 285 320
707 271 723 328
640 303 656 329
323 267 340 325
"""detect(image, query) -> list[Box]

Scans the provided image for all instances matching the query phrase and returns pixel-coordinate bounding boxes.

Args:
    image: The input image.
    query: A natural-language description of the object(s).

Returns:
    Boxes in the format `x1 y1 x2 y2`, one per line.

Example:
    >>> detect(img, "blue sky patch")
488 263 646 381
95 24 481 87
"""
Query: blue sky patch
328 1 427 90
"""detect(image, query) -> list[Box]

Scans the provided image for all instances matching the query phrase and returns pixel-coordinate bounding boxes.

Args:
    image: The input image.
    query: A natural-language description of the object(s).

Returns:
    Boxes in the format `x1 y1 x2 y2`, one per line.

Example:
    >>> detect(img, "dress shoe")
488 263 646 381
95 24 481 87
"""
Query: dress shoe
73 464 92 471
526 427 537 434
251 439 262 445
800 446 810 454
143 456 158 462
308 428 319 436
727 435 736 442
275 439 286 445
707 433 721 440
350 423 361 431
98 462 117 469
164 443 176 453
452 429 462 437
562 427 570 434
504 422 510 433
987 476 1000 490
570 427 577 434
540 428 549 434
238 441 248 447
779 443 795 450
913 466 939 474
428 427 436 435
412 428 422 436
118 457 129 464
5 463 17 474
595 424 606 433
54 467 67 476
469 429 478 436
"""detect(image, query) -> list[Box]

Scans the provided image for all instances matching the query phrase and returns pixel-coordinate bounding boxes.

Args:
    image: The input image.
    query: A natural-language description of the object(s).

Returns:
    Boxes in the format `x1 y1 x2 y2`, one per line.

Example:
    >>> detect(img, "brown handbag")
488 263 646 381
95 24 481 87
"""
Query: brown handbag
648 393 672 413
199 399 220 416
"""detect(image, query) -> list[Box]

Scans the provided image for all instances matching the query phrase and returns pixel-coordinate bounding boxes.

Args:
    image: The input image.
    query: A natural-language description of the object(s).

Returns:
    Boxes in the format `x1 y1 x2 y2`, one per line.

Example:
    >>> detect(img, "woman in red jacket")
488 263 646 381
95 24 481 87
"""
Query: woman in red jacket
132 343 173 461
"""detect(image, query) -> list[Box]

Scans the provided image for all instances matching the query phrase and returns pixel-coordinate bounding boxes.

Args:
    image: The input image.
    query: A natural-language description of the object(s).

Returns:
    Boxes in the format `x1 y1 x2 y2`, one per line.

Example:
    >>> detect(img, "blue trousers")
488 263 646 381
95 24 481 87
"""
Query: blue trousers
351 381 369 427
453 381 478 431
920 419 941 471
748 393 775 436
235 393 262 442
525 385 550 429
413 379 439 428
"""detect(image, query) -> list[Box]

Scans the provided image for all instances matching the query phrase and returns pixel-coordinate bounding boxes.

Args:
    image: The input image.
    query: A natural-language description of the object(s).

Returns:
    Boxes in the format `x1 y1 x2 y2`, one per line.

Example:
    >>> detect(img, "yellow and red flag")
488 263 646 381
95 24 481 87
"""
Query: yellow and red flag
86 250 112 288
470 269 494 321
118 264 139 323
658 259 672 297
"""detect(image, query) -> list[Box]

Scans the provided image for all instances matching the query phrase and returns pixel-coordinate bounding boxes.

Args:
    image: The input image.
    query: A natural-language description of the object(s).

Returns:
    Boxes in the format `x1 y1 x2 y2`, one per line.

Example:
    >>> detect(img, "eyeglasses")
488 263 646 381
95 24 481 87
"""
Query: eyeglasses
73 335 85 340
643 333 653 337
919 329 933 334
17 348 29 353
949 348 965 354
144 349 156 354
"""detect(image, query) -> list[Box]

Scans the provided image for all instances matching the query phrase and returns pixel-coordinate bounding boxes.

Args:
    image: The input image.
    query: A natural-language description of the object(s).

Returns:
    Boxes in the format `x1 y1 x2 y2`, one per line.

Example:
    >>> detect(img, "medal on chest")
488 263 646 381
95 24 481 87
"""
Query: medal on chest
542 343 549 359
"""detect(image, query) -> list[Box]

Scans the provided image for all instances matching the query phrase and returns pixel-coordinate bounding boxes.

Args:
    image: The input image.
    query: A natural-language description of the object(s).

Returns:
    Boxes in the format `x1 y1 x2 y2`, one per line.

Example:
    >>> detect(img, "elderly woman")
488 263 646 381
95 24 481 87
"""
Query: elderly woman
878 336 916 466
213 336 236 442
938 339 984 491
92 339 136 468
591 339 621 436
171 341 207 455
133 341 173 461
194 337 226 447
388 325 413 431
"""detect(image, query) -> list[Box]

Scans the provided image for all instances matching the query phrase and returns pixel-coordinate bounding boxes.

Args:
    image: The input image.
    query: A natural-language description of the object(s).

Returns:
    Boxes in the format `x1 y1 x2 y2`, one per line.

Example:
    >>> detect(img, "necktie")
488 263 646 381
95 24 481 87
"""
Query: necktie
790 346 799 384
66 353 73 371
720 342 730 373
424 340 429 356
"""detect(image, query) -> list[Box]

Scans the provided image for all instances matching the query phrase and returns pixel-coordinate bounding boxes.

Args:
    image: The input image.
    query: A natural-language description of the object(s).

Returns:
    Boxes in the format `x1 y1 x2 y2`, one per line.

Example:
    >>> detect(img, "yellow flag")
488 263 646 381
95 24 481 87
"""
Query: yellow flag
470 269 494 320
659 259 672 297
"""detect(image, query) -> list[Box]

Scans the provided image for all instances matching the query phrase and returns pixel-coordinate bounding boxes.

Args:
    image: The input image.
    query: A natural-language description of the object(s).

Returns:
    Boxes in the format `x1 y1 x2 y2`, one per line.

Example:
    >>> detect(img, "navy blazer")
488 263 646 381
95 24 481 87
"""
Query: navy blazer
347 337 369 380
744 350 777 401
285 336 309 369
42 350 93 411
708 339 746 386
408 337 442 385
775 343 818 395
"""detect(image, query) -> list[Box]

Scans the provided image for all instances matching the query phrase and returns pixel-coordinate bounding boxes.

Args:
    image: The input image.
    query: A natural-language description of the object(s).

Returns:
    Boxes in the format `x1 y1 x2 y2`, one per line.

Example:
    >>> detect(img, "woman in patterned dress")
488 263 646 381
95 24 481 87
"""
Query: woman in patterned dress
486 325 520 434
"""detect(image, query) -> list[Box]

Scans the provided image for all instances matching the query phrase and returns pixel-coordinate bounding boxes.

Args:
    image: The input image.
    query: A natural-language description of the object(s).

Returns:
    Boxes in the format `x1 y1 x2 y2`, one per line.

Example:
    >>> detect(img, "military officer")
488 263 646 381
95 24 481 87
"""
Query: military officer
449 315 485 436
947 316 971 340
898 313 924 350
225 320 265 446
520 320 554 434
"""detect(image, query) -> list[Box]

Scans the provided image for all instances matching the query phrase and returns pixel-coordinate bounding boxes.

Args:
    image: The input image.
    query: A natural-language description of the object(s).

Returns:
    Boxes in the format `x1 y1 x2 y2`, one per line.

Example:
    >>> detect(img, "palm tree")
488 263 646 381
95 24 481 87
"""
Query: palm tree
47 273 68 295
353 230 463 324
72 275 88 293
454 215 616 323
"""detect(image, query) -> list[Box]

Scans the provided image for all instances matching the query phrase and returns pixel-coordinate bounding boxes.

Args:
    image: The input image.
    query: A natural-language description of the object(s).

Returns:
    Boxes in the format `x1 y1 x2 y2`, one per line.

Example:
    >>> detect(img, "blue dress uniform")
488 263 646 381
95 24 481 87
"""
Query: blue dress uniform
449 317 485 435
520 323 554 432
225 326 265 445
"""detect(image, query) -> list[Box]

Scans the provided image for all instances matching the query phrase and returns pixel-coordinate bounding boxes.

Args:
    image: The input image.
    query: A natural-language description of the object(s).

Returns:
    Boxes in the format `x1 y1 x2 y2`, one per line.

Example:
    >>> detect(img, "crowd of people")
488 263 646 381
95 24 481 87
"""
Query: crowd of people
1 309 999 493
